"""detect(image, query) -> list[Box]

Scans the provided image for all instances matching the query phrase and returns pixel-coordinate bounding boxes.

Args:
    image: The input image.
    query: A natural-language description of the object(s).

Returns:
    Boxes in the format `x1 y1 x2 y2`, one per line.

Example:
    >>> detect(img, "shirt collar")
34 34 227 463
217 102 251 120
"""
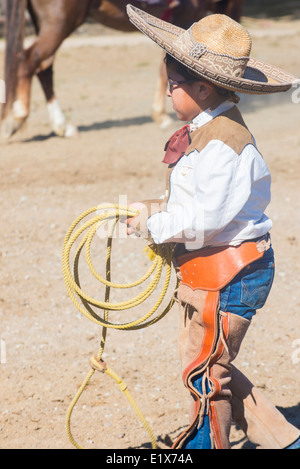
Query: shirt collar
189 101 235 133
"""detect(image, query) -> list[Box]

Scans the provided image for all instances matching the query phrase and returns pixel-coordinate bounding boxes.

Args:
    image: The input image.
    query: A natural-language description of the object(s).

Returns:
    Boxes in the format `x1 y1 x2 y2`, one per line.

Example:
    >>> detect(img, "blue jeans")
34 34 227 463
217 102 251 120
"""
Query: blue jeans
219 246 275 320
184 246 275 449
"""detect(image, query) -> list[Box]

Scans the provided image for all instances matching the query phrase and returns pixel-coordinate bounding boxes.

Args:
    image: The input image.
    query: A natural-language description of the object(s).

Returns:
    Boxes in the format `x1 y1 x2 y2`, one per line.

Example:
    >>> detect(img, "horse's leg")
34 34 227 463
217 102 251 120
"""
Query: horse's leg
1 43 34 139
2 0 89 139
212 0 244 22
151 53 173 129
3 25 72 139
227 0 244 22
36 56 77 137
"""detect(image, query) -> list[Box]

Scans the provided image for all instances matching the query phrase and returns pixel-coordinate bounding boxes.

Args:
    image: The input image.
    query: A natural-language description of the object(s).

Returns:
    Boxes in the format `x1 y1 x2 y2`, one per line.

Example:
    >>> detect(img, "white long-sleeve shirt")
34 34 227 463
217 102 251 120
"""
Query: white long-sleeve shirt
147 102 272 250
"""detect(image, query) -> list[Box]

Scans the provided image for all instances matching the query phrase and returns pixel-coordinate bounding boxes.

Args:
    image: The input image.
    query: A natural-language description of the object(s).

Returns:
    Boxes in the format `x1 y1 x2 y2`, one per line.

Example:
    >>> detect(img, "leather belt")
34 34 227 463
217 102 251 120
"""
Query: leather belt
176 241 265 291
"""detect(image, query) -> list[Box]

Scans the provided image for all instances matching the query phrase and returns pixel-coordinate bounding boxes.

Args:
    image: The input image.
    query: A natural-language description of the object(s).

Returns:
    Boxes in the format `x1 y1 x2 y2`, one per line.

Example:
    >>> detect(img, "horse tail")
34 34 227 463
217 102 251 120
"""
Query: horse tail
2 0 26 119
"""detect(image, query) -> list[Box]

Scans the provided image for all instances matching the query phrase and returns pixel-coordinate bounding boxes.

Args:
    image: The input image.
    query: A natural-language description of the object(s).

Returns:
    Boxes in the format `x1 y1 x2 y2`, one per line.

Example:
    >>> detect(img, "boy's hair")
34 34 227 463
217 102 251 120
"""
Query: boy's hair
164 54 240 104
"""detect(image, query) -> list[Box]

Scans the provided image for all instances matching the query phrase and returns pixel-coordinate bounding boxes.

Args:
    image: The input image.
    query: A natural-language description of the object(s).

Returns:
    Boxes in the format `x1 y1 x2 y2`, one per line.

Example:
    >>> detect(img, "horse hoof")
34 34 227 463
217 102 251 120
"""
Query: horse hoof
64 124 78 138
51 120 67 137
53 123 78 138
1 116 24 139
152 111 173 130
159 114 173 130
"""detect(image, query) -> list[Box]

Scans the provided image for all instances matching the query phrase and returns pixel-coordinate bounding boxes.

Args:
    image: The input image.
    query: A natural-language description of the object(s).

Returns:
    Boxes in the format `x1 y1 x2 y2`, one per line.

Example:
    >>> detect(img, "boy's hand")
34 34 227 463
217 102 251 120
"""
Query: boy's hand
126 202 147 236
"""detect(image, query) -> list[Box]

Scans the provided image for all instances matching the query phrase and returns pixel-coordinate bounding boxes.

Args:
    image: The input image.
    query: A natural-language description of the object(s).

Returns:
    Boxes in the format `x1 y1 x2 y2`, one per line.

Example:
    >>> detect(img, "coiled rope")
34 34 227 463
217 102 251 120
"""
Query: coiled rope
62 203 178 449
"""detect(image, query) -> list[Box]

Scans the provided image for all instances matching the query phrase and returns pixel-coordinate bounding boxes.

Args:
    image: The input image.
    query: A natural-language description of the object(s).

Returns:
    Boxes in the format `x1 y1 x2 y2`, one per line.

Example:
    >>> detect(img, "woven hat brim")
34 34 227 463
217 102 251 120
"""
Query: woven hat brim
127 4 299 95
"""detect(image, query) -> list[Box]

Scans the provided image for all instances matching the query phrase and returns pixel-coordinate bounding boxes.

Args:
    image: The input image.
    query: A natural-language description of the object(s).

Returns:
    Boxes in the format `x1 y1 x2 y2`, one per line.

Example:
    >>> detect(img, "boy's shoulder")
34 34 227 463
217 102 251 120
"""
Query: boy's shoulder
188 106 255 156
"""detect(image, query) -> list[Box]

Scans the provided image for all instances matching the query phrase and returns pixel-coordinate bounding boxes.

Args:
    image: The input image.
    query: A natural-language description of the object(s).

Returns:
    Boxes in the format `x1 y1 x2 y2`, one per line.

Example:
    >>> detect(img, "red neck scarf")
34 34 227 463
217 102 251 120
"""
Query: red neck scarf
162 124 190 166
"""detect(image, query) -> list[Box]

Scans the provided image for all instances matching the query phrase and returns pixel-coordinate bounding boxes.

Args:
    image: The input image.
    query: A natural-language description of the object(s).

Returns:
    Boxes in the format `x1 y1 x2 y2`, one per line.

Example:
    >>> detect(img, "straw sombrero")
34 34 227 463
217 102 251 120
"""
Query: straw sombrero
127 4 299 94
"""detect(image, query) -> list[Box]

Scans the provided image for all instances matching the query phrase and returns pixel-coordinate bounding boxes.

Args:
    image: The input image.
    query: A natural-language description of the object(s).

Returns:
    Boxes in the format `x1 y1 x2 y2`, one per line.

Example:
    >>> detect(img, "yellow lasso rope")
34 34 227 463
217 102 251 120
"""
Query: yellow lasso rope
62 203 178 449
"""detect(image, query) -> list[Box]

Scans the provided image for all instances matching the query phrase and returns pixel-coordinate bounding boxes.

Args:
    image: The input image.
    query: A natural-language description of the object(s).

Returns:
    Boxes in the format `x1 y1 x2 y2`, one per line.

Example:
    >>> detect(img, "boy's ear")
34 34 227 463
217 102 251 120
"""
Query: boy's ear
198 81 214 100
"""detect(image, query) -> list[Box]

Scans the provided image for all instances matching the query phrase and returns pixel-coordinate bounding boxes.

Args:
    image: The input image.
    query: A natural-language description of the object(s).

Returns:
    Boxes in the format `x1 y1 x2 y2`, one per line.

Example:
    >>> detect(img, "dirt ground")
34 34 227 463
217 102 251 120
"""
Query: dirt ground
0 14 300 450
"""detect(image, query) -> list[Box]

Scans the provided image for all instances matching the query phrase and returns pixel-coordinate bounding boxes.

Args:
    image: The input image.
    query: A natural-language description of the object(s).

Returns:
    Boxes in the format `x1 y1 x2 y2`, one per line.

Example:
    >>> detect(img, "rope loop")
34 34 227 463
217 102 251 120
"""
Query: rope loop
63 204 178 450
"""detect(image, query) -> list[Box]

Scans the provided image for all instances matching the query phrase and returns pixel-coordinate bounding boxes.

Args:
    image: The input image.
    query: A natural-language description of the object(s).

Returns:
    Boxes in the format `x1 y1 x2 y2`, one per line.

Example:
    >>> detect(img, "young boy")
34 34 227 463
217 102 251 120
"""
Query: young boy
125 5 300 449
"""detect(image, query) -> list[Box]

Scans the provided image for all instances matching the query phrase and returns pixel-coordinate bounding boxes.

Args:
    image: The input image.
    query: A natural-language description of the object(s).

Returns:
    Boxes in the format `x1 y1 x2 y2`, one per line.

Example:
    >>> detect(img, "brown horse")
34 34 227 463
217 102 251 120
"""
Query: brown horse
1 0 243 139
